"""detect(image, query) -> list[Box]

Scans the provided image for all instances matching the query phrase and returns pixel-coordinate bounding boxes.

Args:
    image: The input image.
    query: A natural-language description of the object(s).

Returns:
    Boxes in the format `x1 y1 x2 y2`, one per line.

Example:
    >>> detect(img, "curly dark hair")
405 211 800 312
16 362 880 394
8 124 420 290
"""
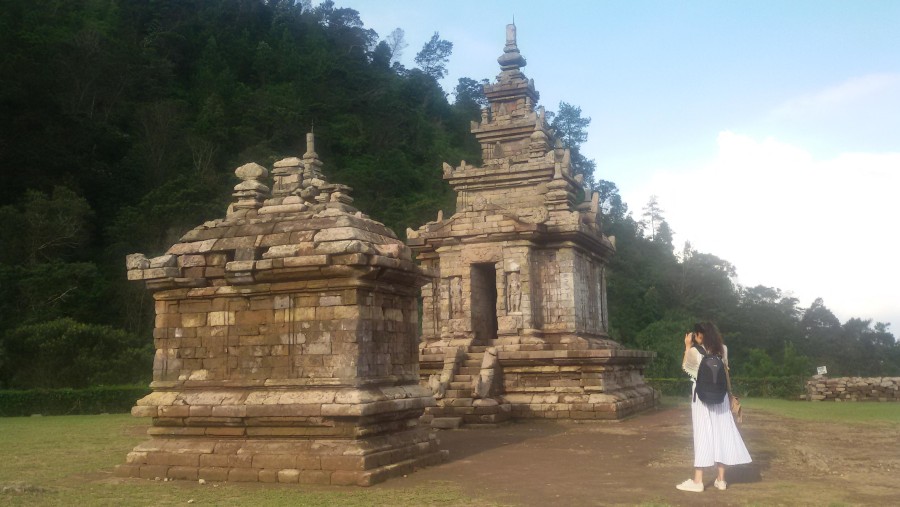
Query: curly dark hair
694 321 724 356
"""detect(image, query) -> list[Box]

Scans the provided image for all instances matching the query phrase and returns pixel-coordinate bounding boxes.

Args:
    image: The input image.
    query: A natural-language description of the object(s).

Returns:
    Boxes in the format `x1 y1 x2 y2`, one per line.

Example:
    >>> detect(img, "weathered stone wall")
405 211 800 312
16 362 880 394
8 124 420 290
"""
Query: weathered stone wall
535 250 561 331
498 352 655 420
147 273 420 384
456 179 548 213
573 248 606 336
805 375 900 401
357 289 421 380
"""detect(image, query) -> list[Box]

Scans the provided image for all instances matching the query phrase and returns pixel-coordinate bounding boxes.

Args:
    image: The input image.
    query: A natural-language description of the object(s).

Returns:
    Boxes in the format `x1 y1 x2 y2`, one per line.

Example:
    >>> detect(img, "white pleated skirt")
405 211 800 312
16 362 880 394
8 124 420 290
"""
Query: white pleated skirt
690 384 752 467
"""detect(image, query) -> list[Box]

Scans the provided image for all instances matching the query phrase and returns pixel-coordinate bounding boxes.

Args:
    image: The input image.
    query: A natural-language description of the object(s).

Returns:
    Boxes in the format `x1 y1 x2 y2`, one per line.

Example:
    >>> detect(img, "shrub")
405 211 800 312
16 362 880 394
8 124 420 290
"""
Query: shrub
0 385 151 417
649 376 807 399
635 315 695 378
731 376 807 399
1 318 152 389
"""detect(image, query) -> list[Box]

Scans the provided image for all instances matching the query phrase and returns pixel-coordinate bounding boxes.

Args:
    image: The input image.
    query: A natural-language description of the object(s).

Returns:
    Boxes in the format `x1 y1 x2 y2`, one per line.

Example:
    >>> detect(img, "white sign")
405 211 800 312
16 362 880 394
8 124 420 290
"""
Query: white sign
817 366 828 375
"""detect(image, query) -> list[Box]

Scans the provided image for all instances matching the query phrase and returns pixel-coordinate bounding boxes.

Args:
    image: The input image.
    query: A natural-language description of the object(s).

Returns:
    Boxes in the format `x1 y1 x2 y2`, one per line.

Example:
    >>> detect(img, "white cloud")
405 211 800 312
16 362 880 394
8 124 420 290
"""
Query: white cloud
628 132 900 328
771 73 900 119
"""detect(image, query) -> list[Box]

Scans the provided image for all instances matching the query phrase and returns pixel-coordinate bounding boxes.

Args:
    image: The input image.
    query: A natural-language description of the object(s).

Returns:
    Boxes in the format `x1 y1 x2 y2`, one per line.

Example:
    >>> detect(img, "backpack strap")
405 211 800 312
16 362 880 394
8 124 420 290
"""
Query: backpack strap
724 360 734 395
690 344 705 402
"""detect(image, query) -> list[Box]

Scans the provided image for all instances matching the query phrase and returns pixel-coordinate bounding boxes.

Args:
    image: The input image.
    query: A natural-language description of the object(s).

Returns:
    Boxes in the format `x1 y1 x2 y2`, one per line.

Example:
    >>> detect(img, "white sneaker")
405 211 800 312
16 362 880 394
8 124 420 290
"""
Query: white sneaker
714 479 727 490
676 478 704 492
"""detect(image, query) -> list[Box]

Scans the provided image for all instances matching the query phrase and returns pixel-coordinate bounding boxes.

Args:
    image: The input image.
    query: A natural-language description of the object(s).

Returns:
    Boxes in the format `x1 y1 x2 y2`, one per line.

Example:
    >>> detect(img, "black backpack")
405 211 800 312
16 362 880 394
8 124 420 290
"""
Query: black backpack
693 344 728 404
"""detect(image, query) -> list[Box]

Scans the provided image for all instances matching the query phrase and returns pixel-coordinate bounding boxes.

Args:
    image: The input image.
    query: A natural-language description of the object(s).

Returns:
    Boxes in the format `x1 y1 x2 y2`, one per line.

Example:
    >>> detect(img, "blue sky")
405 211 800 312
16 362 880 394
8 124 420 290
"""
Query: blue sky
336 1 900 329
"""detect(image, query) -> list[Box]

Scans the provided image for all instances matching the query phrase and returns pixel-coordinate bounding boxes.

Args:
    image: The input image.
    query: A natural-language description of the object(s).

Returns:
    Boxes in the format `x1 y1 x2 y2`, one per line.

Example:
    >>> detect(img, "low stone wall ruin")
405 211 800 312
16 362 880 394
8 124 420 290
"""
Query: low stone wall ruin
805 375 900 401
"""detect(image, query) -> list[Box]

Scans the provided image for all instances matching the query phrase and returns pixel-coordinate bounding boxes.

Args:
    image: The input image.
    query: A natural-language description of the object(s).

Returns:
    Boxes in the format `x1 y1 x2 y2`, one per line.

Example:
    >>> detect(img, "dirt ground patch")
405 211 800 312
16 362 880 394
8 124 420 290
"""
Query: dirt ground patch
377 402 900 506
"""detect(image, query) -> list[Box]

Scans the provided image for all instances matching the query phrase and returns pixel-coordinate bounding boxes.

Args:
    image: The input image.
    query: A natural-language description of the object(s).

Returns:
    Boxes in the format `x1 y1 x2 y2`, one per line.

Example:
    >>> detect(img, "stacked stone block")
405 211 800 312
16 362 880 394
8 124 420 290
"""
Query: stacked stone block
499 353 655 420
806 375 900 401
119 134 445 485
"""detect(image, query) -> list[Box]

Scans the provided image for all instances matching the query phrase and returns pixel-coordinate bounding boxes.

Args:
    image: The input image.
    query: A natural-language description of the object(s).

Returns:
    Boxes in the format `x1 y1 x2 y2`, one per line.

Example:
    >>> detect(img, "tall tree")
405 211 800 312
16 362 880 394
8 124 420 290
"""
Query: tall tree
454 77 488 109
14 187 94 265
385 28 407 63
641 195 664 241
548 102 597 187
597 179 629 225
415 32 453 80
797 298 843 372
655 219 674 248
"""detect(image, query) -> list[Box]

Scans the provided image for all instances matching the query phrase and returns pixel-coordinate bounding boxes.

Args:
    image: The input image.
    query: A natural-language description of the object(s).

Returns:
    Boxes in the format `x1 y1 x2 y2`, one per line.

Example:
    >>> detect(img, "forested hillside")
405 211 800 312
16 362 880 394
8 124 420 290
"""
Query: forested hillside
0 0 896 389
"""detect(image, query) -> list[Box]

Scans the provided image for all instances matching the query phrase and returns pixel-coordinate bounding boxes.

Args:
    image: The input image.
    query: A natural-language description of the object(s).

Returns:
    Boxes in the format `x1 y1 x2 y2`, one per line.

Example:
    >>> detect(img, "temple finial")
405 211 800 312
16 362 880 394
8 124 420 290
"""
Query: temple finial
498 23 526 70
302 131 324 183
304 132 317 160
505 23 517 51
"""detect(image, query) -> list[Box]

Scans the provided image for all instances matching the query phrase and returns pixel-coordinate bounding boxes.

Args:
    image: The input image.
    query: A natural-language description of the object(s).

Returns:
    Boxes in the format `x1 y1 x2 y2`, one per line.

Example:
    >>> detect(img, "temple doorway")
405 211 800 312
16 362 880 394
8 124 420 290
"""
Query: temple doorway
470 263 498 344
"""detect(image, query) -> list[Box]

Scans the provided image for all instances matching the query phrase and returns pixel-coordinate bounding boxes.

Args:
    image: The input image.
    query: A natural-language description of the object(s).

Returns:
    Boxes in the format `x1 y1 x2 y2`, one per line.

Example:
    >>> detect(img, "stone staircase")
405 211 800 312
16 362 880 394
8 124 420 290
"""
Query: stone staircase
423 346 511 429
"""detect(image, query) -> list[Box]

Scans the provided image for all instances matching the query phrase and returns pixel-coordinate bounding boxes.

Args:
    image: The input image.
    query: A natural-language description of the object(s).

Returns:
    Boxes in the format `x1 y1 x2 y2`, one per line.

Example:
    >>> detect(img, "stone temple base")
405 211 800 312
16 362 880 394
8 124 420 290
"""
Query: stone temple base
420 344 659 425
115 385 447 486
116 430 446 486
503 388 658 420
499 349 659 420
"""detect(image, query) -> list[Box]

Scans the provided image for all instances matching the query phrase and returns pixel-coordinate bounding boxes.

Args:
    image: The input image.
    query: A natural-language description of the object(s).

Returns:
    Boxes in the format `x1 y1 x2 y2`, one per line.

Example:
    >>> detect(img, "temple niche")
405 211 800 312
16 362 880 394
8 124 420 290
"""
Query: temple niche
118 134 444 485
409 25 658 427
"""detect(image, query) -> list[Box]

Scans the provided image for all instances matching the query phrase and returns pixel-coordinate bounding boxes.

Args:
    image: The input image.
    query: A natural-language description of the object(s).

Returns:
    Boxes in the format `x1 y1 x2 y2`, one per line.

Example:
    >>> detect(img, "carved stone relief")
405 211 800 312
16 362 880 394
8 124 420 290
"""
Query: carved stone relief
450 276 463 318
507 271 521 314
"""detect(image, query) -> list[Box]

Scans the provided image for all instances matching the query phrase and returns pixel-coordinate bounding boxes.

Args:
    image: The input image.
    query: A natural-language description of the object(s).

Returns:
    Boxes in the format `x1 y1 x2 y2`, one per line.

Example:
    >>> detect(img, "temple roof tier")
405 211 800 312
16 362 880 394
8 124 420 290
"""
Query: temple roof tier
126 133 423 292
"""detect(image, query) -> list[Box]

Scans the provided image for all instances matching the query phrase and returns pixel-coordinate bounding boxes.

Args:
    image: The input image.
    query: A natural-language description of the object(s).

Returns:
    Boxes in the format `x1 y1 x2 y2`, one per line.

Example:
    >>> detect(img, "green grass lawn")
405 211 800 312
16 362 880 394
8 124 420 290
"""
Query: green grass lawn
662 395 900 425
743 397 900 425
0 415 498 507
3 399 898 505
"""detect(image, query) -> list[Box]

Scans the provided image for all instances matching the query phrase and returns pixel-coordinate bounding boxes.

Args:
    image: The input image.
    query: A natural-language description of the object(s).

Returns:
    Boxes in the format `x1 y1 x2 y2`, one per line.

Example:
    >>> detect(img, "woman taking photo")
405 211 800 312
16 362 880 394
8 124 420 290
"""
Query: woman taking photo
676 322 751 493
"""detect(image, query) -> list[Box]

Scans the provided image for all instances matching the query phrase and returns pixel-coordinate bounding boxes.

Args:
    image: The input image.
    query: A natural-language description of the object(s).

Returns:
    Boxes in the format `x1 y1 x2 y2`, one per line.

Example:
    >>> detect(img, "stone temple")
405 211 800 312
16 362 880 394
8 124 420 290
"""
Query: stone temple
118 134 445 485
410 25 658 427
119 23 659 486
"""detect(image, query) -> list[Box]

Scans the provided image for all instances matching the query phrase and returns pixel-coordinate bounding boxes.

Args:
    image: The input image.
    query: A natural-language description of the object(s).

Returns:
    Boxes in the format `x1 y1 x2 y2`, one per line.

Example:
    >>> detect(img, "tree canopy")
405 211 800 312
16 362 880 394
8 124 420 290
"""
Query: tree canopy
0 0 894 388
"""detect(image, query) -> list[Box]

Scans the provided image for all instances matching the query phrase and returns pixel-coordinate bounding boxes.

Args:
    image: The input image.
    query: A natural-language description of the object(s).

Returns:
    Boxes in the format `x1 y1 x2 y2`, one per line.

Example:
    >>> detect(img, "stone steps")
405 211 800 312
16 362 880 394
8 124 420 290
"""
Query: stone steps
440 398 474 407
423 346 510 429
430 417 462 430
442 389 470 398
430 405 477 417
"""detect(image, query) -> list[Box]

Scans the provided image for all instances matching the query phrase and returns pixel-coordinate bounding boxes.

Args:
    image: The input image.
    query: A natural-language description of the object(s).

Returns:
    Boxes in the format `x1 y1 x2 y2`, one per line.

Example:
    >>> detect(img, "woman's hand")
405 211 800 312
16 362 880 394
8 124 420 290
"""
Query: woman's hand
684 332 694 350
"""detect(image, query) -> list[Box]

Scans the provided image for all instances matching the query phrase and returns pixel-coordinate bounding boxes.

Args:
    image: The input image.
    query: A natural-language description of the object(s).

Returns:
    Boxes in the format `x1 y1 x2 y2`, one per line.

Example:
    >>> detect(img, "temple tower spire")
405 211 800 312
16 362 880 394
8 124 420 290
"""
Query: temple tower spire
471 24 543 164
408 24 657 426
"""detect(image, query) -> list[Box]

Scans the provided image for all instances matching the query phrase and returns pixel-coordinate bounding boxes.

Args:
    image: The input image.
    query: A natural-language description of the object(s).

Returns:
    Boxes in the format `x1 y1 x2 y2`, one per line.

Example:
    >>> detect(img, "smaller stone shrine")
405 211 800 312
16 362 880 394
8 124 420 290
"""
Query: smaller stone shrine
409 25 658 427
118 134 445 486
